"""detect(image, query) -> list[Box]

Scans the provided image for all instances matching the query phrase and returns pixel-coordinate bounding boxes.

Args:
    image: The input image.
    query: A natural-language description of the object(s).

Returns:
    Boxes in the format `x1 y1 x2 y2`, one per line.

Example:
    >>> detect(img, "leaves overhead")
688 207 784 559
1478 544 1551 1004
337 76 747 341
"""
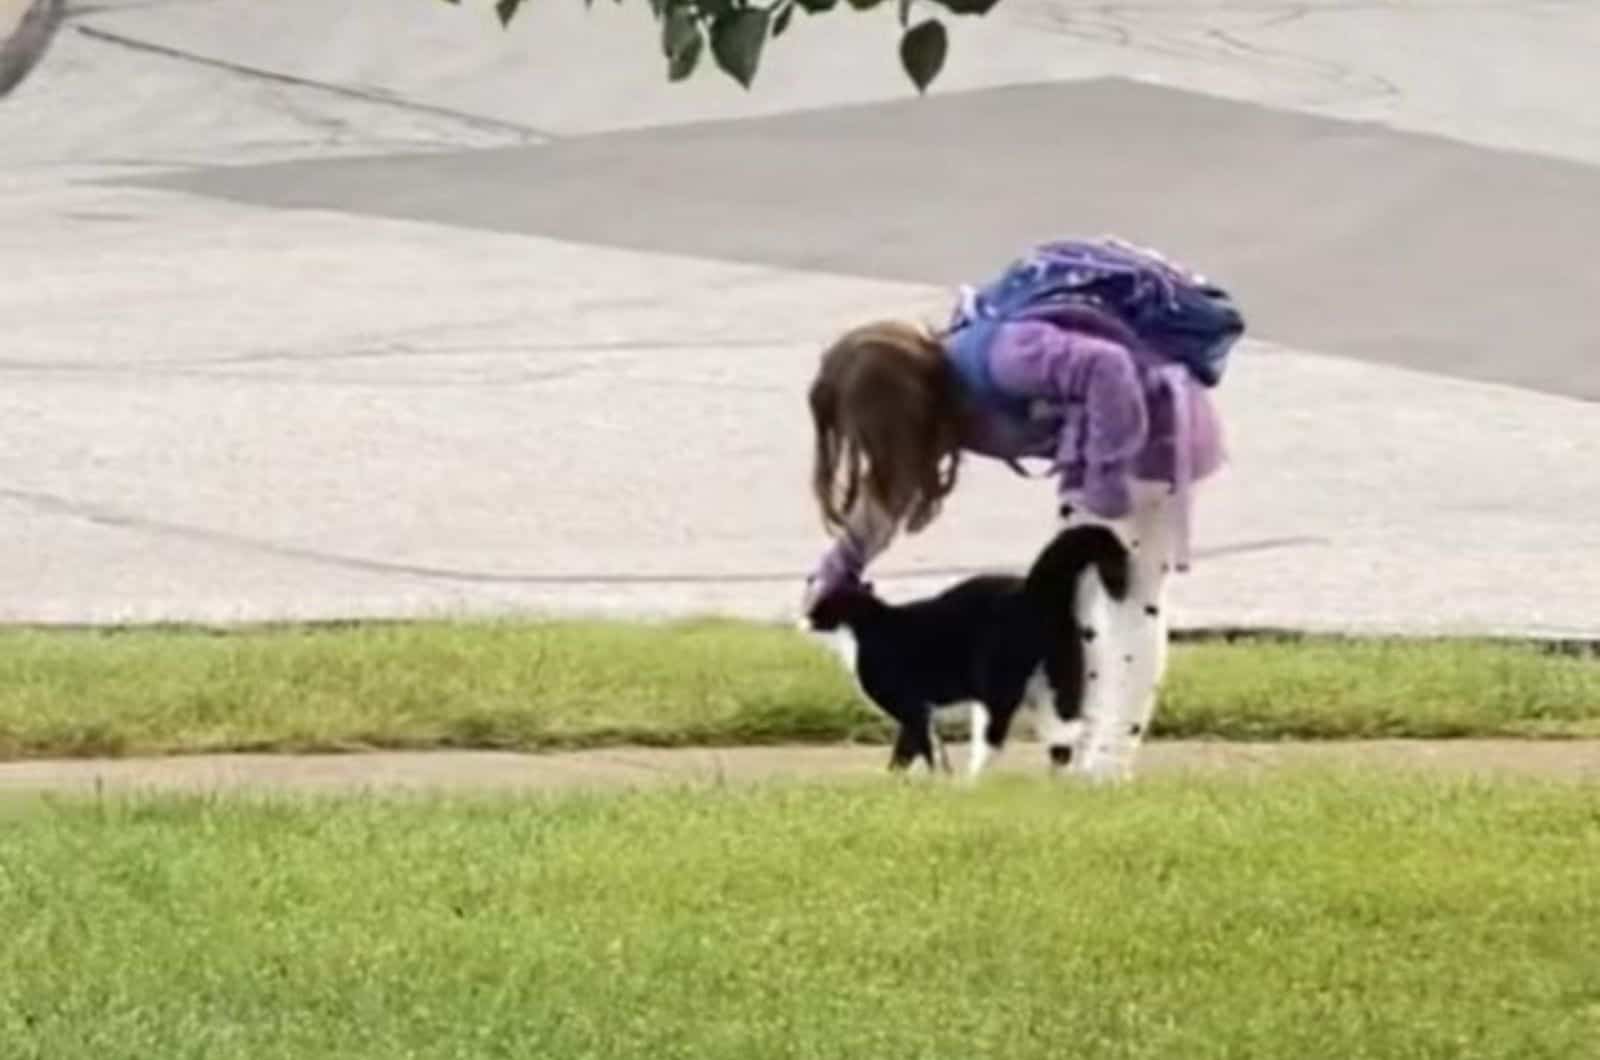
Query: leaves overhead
898 17 947 94
661 6 705 80
456 0 999 92
771 0 796 39
494 0 524 28
709 8 770 89
925 0 1000 13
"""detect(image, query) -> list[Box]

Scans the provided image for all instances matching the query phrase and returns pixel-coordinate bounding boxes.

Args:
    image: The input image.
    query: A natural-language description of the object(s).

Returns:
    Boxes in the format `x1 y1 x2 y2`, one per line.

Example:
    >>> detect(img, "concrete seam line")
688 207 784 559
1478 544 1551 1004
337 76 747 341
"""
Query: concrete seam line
74 22 553 142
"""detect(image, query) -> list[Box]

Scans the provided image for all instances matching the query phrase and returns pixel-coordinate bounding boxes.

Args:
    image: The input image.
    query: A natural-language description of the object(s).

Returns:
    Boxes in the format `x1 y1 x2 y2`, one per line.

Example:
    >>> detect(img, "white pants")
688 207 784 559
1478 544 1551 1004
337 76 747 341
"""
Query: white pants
1059 482 1184 782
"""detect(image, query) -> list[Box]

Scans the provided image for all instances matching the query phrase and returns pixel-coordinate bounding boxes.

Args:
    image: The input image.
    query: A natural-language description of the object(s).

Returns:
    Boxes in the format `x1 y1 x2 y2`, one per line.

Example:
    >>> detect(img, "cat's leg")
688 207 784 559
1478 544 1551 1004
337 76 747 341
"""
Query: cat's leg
929 715 952 774
967 702 994 780
888 719 919 772
1028 657 1083 770
1055 516 1128 780
887 706 937 774
966 698 1020 781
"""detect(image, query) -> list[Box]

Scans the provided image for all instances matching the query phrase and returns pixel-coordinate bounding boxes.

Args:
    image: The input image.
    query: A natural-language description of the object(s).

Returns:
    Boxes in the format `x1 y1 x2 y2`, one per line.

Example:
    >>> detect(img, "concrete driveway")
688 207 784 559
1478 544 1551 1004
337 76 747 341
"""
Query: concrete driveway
3 0 1596 635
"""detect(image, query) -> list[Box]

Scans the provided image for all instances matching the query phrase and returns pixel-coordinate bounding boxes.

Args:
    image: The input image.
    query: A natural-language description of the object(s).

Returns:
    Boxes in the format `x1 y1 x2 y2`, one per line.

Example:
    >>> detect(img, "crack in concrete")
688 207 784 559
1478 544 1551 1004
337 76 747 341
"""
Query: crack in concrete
0 486 1326 586
0 338 804 375
1009 0 1407 103
74 23 550 143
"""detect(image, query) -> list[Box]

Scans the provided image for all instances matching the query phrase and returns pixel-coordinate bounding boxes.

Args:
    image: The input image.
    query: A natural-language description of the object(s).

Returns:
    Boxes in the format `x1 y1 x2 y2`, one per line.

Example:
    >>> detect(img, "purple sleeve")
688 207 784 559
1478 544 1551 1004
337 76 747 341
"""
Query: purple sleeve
811 533 867 598
807 496 898 599
986 321 1149 519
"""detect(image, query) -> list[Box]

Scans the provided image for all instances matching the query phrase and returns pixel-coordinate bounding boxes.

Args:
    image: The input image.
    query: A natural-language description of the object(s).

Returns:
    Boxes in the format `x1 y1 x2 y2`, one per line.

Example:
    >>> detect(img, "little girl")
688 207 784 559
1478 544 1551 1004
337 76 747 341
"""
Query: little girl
803 239 1238 781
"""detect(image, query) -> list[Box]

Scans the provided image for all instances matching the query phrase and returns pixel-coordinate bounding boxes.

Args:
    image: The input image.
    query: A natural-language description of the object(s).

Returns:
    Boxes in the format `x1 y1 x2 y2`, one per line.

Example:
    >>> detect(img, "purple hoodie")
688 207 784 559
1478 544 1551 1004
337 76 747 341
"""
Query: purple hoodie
810 318 1225 597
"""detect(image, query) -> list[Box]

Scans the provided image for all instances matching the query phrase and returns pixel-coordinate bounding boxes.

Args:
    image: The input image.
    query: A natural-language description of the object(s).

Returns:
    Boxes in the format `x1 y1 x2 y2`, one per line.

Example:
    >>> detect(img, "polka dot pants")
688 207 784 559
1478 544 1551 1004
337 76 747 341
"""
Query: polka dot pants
1061 481 1185 782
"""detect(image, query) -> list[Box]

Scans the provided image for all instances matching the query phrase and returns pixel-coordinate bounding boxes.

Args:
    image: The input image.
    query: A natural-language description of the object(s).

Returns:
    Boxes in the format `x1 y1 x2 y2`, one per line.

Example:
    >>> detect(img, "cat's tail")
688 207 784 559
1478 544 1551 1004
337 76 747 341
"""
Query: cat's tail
1021 524 1130 619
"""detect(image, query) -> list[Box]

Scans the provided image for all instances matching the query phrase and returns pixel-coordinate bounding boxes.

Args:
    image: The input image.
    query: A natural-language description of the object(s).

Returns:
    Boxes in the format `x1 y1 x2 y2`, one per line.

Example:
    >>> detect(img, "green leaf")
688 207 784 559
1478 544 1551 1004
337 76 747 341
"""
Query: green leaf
771 1 796 37
794 0 837 10
494 0 524 27
898 18 947 93
925 0 999 14
710 8 770 90
662 8 705 81
662 6 699 56
699 0 737 16
844 0 886 9
670 33 704 80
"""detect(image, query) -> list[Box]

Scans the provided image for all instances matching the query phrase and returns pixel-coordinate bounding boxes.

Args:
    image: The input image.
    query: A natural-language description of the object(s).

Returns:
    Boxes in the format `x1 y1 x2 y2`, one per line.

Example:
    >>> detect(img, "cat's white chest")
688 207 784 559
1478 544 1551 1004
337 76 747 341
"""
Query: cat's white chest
818 628 859 676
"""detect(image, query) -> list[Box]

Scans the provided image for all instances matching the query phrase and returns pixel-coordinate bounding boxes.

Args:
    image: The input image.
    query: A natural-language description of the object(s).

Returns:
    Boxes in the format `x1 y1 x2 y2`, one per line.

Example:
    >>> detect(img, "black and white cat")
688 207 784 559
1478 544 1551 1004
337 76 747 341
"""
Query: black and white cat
805 525 1130 778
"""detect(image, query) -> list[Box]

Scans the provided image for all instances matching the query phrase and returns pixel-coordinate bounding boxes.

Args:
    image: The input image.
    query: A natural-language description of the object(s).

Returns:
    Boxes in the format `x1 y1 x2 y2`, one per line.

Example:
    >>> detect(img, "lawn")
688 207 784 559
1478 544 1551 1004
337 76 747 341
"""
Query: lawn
0 620 1597 758
0 773 1595 1059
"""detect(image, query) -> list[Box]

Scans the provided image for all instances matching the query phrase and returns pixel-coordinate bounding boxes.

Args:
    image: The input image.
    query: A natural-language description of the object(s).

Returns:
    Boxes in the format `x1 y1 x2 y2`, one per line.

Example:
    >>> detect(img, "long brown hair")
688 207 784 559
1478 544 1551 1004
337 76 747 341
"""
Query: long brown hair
808 320 963 536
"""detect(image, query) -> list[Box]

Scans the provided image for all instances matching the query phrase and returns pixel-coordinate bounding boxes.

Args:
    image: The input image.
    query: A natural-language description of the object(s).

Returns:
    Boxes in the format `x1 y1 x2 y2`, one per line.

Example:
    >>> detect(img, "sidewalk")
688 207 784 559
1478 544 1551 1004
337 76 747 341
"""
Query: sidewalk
3 741 1597 798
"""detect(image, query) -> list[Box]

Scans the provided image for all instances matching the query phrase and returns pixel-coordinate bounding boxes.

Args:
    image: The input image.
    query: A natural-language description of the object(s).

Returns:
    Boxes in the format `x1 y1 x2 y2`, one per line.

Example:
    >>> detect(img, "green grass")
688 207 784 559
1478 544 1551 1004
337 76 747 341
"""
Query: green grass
0 619 1596 759
1 774 1596 1059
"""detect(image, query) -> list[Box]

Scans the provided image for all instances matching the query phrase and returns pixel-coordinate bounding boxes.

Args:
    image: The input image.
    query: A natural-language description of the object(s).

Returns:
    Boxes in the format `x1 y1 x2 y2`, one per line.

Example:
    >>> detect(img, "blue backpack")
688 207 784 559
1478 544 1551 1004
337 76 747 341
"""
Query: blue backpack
943 238 1246 415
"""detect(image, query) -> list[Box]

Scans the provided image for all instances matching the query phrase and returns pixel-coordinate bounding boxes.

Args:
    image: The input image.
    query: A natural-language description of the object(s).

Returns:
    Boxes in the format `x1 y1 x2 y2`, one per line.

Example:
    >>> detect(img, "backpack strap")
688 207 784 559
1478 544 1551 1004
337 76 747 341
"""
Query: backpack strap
946 304 1058 481
1003 457 1050 479
943 317 1033 423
